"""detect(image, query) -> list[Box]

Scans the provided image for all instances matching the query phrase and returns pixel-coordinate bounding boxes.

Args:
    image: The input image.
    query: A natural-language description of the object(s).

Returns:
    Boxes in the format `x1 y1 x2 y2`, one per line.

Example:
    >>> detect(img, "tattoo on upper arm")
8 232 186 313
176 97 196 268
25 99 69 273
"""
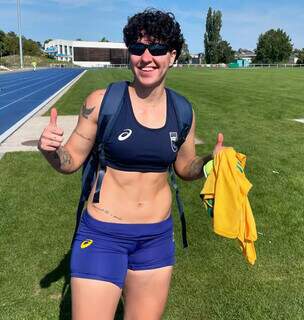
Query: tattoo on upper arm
81 104 95 119
56 147 72 167
73 129 92 141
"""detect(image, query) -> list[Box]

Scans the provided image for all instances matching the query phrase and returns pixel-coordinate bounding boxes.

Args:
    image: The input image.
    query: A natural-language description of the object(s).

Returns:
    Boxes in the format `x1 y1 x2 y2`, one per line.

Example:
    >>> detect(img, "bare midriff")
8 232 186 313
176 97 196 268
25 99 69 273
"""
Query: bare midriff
87 167 172 223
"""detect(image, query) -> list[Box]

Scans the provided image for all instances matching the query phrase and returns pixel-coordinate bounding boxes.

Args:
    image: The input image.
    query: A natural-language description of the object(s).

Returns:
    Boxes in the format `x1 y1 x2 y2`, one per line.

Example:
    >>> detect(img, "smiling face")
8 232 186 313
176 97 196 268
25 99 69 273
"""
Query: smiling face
129 36 177 89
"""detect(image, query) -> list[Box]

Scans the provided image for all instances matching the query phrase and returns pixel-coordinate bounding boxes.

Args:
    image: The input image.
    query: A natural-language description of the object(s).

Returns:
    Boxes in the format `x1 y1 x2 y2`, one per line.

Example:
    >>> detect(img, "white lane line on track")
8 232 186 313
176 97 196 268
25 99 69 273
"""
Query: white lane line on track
0 69 86 144
0 70 67 87
0 72 79 111
0 72 50 86
0 73 61 90
0 73 70 97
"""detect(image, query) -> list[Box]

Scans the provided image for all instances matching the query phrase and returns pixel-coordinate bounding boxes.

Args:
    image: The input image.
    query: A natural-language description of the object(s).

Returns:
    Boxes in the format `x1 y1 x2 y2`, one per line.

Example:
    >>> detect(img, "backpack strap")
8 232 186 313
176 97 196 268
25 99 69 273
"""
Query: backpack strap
167 88 193 248
169 165 188 248
92 81 128 203
73 81 128 239
167 88 193 147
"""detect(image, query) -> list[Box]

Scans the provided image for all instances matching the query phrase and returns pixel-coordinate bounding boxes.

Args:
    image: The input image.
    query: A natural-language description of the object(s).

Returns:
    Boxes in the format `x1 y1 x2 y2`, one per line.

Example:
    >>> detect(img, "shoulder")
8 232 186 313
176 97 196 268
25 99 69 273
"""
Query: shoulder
85 89 106 106
167 87 192 110
85 81 127 110
167 87 193 124
81 89 106 123
81 82 127 122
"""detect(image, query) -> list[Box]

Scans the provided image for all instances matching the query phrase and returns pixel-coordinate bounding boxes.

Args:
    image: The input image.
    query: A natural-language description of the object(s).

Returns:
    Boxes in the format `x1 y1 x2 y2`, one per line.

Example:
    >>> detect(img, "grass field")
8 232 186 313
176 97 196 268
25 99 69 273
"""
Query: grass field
1 68 304 319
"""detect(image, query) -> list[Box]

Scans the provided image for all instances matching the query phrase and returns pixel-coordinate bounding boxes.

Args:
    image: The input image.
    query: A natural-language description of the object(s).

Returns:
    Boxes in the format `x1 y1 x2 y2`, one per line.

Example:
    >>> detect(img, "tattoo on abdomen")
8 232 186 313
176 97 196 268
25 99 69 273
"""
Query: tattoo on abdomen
92 204 122 221
81 104 95 119
56 147 72 167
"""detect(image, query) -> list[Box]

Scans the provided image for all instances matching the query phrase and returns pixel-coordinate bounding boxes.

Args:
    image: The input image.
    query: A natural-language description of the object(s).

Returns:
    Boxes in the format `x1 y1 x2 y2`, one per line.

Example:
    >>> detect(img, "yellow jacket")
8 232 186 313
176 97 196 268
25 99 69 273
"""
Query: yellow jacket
200 147 257 265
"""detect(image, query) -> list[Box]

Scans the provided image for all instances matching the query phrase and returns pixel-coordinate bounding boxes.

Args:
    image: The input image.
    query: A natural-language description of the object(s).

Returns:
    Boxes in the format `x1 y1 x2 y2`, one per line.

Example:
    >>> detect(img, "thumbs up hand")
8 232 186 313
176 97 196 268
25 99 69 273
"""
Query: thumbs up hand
49 107 58 128
212 132 224 157
38 107 64 152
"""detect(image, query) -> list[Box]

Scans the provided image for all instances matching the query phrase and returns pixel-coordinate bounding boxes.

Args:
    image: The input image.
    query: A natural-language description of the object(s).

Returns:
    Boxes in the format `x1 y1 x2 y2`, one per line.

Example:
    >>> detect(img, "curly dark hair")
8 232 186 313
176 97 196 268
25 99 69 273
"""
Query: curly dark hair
123 8 184 60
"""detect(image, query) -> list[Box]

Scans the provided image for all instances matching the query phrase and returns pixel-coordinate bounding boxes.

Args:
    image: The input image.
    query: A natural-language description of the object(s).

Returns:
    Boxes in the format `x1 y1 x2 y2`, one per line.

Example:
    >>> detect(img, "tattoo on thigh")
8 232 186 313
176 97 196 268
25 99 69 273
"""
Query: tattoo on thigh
81 104 95 119
73 129 92 141
92 205 122 221
56 147 72 167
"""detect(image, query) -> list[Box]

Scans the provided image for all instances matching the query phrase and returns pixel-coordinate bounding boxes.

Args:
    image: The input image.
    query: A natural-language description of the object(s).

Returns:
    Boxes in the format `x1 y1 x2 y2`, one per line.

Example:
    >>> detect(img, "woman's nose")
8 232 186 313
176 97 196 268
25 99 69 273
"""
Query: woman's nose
140 48 153 62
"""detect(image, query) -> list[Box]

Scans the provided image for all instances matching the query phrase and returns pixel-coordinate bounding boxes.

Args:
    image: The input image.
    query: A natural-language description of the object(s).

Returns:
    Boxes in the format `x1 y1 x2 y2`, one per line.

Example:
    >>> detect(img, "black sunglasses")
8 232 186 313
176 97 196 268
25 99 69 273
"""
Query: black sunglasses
128 43 170 56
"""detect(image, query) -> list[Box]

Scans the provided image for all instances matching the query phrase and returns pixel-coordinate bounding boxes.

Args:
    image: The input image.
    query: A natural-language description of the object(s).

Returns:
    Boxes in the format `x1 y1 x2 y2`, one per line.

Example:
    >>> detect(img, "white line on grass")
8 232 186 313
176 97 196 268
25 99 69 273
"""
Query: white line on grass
294 119 304 124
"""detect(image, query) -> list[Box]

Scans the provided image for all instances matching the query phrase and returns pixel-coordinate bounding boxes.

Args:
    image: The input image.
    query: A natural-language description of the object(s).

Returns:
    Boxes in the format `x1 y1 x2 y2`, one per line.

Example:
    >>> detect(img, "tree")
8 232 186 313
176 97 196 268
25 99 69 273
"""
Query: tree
0 30 5 44
0 29 42 57
254 29 293 63
0 30 6 58
44 39 53 46
217 40 234 63
36 41 42 49
4 32 19 55
204 7 222 63
23 38 42 56
296 49 304 64
178 42 191 64
99 37 109 42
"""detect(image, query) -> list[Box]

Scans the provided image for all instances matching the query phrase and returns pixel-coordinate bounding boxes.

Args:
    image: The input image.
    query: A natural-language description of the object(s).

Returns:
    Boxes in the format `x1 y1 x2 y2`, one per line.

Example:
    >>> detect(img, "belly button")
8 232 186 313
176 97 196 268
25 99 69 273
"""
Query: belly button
137 202 143 207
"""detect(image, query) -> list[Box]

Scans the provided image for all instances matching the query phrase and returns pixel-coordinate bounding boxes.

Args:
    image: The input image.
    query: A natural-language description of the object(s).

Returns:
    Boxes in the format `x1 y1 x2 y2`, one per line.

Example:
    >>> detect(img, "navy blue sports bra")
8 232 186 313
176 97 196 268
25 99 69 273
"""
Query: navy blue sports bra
103 86 179 172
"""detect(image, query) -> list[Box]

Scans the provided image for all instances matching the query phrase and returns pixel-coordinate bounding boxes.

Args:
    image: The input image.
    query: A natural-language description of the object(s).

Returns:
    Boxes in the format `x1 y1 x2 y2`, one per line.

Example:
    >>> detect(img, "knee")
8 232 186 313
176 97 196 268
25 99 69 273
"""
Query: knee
124 313 162 320
123 306 164 320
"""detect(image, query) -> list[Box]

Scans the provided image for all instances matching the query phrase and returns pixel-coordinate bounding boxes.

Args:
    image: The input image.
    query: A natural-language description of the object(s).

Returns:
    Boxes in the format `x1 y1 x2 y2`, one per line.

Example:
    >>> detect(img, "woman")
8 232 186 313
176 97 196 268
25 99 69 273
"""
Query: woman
38 9 223 320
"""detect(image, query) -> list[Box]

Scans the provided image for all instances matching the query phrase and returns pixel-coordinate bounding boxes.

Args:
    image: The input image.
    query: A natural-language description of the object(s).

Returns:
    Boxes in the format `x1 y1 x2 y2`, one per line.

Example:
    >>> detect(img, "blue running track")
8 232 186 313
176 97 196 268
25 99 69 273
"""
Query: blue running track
0 68 85 143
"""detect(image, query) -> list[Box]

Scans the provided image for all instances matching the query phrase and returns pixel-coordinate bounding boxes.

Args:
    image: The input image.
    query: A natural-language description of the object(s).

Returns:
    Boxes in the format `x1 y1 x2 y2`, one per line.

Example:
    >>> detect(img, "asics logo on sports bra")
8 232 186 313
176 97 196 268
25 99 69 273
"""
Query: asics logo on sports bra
169 132 178 152
80 239 93 249
118 129 133 141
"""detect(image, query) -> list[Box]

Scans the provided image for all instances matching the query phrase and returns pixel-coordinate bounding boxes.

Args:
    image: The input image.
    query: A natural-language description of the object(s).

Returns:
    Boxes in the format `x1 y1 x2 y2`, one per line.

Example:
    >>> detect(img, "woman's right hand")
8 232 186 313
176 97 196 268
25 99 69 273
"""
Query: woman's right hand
38 107 64 152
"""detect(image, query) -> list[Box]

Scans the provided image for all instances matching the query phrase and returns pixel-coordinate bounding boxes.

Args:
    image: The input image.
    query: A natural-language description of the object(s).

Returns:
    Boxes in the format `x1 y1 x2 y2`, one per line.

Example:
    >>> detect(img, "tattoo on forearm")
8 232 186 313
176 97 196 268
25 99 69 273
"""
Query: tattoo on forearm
189 157 205 178
74 129 92 141
56 147 72 167
92 204 122 221
189 155 213 179
81 104 95 119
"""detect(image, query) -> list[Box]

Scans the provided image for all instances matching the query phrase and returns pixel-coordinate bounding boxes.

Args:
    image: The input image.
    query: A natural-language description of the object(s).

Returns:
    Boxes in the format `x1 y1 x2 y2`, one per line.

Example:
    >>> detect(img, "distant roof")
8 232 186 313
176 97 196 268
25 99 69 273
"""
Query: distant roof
44 39 126 50
236 49 256 58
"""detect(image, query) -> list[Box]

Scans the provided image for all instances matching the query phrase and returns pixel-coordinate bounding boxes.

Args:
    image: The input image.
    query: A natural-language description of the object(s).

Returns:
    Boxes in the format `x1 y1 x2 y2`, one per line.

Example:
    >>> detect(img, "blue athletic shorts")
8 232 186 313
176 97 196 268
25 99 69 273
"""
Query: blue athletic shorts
70 210 175 288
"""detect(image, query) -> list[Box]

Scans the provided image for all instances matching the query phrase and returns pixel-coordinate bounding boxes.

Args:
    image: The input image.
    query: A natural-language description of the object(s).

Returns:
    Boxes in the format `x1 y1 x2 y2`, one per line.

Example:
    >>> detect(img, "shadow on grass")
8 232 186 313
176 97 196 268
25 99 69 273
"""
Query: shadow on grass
39 251 124 320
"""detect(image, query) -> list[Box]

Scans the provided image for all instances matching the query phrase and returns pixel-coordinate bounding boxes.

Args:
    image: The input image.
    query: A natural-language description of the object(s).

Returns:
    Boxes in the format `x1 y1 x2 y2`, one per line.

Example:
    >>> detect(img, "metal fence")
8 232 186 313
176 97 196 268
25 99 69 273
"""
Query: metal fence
2 58 304 71
175 63 304 69
71 63 304 69
248 64 304 68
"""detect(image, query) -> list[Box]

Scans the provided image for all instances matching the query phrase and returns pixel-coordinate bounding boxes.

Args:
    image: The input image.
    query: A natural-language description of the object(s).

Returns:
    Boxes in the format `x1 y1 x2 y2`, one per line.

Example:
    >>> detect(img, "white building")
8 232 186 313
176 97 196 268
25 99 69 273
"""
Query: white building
235 49 256 64
44 39 128 67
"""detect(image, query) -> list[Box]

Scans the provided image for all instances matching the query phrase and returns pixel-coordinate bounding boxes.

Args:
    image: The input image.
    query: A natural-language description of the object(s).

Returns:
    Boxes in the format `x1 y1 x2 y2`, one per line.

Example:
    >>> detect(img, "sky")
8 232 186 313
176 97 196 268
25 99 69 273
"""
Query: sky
0 0 303 53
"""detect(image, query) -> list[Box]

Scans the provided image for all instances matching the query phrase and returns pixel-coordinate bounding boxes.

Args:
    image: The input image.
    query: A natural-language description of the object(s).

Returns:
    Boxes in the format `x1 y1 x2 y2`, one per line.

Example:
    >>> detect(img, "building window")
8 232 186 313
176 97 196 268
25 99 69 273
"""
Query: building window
73 47 128 63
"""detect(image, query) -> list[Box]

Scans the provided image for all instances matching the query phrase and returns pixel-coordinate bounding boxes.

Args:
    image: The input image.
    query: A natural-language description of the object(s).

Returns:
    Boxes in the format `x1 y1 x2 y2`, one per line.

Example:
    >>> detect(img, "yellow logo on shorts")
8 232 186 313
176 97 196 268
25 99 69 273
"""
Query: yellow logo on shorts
80 239 93 249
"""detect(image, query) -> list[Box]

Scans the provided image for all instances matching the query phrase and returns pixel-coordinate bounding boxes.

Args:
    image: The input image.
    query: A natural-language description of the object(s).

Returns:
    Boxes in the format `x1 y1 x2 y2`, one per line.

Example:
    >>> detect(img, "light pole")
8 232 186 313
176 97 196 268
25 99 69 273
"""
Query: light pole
17 0 24 68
